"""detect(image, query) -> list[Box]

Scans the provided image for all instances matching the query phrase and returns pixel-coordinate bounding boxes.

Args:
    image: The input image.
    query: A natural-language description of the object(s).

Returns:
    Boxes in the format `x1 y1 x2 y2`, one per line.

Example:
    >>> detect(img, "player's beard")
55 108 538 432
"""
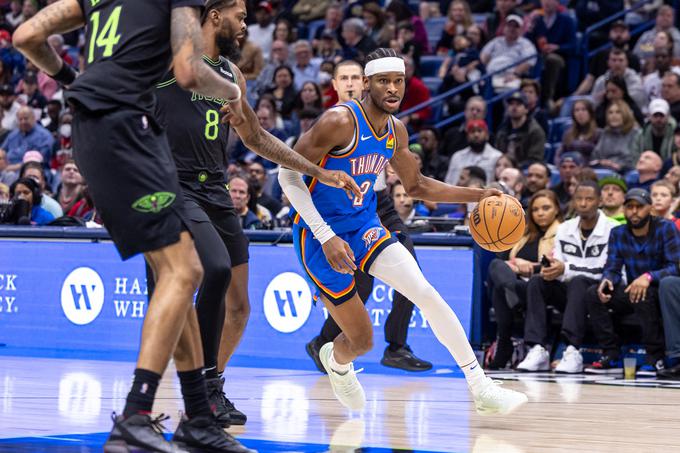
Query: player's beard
216 33 241 61
370 91 398 114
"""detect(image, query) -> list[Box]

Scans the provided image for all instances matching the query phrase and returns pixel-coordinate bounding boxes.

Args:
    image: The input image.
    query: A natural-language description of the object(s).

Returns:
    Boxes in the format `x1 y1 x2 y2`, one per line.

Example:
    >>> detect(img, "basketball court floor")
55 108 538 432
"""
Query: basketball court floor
1 356 679 452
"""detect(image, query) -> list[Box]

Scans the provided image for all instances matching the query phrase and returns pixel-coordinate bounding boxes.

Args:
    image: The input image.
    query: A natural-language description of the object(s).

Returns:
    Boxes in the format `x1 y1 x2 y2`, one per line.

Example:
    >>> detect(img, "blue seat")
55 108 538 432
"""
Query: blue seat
472 14 487 25
544 143 556 164
419 55 445 78
559 95 594 118
422 76 442 94
548 118 572 144
593 168 617 180
425 17 447 51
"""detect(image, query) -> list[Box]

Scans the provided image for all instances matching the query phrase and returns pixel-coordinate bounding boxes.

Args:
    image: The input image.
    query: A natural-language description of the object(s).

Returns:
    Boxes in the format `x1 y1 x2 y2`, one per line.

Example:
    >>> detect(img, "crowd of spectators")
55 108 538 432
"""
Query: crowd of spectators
1 0 680 378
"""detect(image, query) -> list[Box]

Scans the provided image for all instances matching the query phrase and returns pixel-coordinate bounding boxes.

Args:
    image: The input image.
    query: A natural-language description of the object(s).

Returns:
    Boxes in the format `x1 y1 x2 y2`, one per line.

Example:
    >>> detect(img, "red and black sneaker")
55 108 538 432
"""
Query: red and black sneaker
584 355 623 374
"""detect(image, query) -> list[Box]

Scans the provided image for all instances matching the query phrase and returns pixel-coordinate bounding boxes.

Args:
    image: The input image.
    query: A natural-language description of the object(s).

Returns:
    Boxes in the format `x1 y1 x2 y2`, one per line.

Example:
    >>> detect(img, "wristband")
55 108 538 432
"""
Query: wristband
643 272 653 283
314 223 336 245
51 62 77 86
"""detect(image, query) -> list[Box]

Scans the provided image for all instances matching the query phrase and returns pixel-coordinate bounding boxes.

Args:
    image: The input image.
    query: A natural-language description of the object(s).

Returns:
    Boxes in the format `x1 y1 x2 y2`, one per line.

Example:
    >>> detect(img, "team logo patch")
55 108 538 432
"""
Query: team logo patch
386 134 395 149
362 227 382 248
131 192 176 213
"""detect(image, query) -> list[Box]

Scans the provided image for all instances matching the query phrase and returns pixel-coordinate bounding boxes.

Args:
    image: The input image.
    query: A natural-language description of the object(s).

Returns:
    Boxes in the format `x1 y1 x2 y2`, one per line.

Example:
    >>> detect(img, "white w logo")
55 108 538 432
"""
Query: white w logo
61 268 105 325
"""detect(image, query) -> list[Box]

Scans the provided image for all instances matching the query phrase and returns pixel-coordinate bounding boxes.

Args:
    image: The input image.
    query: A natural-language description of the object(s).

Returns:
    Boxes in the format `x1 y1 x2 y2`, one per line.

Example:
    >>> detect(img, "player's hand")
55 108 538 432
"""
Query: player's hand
478 188 503 202
625 275 650 304
597 279 614 303
318 169 362 199
219 98 245 127
322 236 357 275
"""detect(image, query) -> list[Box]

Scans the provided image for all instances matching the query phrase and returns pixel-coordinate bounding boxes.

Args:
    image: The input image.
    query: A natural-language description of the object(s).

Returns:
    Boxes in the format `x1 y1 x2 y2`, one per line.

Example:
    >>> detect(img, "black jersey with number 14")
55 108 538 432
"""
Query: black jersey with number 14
156 55 236 180
66 0 203 114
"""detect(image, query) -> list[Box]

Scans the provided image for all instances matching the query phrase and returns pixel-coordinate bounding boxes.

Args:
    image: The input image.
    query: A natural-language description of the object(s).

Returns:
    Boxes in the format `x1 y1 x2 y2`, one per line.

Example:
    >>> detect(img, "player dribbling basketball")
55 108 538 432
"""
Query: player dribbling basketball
279 48 528 414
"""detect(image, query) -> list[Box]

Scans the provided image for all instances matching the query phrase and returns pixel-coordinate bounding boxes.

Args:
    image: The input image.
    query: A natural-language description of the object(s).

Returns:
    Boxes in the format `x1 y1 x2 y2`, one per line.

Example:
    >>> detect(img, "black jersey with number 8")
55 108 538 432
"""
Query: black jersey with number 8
66 0 203 115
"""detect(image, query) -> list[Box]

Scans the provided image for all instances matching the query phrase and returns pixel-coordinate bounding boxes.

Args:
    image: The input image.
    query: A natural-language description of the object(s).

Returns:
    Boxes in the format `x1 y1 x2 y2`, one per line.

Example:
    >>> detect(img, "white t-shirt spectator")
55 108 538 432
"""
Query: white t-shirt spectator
481 37 537 74
249 23 275 61
444 143 503 186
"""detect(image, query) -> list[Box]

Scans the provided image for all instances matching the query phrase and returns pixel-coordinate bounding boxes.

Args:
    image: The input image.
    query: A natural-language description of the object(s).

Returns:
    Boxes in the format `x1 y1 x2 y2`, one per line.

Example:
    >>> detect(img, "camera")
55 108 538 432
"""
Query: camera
0 198 31 225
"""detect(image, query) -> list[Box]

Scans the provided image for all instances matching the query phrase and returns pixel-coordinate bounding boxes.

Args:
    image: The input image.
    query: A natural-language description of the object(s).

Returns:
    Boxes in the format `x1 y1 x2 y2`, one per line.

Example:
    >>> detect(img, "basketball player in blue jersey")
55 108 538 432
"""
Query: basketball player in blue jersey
279 48 528 414
305 59 432 372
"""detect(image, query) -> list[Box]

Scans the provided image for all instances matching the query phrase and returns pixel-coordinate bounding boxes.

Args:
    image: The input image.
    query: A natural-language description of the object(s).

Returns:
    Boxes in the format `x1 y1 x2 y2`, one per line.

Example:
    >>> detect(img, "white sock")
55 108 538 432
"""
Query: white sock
461 359 489 396
369 243 489 395
329 348 351 375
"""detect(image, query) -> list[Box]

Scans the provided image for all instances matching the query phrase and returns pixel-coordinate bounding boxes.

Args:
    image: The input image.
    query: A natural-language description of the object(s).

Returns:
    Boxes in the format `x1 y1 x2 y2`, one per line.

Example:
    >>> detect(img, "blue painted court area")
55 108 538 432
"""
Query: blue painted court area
0 433 449 453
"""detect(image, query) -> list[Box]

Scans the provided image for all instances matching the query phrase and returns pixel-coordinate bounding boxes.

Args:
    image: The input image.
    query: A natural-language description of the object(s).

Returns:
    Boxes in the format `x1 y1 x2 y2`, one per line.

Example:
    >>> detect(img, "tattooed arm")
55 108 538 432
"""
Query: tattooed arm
13 0 84 76
170 7 240 102
221 64 361 195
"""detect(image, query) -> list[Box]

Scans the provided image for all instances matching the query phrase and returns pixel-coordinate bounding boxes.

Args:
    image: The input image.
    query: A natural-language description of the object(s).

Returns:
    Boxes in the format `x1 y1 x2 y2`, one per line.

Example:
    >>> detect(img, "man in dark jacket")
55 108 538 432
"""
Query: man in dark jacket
494 92 546 165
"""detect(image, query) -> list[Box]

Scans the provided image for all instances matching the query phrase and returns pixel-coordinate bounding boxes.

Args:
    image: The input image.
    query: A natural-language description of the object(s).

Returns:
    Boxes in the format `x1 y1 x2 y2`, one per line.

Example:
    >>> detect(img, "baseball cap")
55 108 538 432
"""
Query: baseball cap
506 91 528 106
22 150 43 164
0 84 14 95
624 187 652 205
256 1 272 13
506 14 523 27
611 20 628 30
649 98 670 116
560 151 585 167
466 119 488 132
598 175 627 192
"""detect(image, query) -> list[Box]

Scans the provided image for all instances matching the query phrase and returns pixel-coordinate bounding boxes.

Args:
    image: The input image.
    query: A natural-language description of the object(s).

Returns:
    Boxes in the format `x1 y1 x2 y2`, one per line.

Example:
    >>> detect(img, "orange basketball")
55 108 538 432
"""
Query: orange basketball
468 194 526 252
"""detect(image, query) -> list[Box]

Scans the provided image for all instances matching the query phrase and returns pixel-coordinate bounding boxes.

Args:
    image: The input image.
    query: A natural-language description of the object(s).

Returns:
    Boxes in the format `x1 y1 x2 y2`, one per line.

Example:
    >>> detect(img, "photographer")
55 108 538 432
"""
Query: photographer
3 177 54 225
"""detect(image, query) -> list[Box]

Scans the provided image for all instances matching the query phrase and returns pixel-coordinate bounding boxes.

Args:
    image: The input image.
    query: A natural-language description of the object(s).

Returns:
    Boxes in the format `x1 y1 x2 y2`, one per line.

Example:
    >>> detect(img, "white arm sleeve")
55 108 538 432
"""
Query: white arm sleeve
278 166 336 244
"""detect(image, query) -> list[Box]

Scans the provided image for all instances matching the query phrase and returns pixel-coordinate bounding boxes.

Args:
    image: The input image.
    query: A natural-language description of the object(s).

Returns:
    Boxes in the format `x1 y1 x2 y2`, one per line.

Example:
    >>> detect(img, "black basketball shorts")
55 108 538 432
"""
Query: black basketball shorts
72 107 188 260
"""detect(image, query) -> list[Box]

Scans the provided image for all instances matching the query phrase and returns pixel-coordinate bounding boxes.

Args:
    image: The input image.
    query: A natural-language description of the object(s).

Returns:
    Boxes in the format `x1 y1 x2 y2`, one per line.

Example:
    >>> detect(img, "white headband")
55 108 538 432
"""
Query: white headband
364 57 405 77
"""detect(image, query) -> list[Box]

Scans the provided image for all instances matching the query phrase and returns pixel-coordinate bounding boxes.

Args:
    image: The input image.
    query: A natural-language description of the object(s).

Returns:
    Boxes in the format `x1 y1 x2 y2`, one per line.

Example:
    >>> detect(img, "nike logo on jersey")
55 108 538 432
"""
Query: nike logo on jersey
220 68 234 78
361 134 372 141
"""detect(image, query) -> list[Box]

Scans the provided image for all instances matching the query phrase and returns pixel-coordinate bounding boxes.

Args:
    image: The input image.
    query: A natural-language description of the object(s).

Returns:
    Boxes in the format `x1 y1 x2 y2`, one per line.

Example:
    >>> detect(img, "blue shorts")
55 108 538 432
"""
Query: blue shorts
293 216 397 305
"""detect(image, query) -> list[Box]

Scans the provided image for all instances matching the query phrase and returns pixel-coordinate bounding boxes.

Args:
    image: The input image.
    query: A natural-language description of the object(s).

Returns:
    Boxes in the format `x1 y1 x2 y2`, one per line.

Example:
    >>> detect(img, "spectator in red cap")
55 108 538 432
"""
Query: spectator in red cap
445 119 502 185
0 28 25 80
249 1 275 60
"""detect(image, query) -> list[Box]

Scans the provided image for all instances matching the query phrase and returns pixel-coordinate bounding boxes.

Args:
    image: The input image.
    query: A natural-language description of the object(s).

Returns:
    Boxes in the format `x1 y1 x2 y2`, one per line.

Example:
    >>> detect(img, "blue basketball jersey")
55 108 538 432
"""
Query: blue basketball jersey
291 99 397 234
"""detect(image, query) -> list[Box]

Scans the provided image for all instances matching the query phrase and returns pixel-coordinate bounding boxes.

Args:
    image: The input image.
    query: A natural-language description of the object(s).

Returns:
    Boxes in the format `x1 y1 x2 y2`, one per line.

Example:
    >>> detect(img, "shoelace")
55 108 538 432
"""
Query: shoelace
148 414 171 436
333 367 364 394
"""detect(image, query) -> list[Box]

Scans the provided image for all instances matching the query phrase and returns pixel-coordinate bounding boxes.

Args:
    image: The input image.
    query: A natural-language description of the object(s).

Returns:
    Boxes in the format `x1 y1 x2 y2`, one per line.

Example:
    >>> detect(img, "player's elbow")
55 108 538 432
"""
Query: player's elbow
174 64 200 91
12 23 41 53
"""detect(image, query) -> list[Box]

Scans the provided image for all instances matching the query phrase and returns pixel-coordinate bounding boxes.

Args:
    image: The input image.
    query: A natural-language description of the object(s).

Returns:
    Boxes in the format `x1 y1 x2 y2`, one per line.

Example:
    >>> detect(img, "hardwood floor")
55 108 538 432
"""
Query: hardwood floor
0 356 678 452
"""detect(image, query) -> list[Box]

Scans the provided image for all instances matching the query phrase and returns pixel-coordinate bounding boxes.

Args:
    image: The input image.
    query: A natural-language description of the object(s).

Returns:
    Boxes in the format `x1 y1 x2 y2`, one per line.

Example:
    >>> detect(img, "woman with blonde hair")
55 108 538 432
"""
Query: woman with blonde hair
436 0 474 54
591 99 641 172
486 189 563 369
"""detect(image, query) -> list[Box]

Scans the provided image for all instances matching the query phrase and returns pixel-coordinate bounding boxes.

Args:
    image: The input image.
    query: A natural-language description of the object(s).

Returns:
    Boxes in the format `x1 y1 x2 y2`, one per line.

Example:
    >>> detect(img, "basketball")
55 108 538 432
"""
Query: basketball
468 194 526 252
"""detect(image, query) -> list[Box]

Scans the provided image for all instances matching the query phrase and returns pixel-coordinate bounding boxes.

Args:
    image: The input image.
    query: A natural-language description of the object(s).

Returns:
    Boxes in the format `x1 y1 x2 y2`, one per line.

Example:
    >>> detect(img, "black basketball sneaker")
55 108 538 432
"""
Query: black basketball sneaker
103 412 186 453
172 414 256 452
206 377 247 427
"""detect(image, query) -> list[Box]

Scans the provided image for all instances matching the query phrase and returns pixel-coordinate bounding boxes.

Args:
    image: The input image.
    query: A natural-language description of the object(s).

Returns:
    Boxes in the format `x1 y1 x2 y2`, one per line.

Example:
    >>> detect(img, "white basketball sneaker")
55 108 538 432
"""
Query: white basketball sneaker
473 378 528 416
319 342 366 411
555 345 584 374
516 344 550 371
